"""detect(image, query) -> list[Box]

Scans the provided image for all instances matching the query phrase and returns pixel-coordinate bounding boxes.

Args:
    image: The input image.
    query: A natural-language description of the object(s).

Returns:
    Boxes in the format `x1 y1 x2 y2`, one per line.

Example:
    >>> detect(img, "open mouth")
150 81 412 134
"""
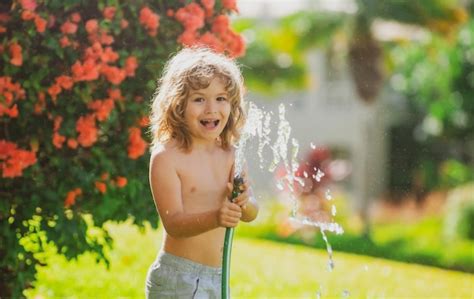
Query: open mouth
200 119 220 129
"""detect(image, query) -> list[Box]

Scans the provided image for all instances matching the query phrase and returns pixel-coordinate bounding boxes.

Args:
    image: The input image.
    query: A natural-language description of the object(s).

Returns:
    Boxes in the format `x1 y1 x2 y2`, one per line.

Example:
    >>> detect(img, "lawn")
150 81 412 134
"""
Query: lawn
25 221 473 298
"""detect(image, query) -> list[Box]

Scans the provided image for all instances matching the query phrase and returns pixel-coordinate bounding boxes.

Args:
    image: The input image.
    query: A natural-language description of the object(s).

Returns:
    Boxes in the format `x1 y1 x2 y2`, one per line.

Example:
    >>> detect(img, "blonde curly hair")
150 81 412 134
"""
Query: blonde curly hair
149 47 246 152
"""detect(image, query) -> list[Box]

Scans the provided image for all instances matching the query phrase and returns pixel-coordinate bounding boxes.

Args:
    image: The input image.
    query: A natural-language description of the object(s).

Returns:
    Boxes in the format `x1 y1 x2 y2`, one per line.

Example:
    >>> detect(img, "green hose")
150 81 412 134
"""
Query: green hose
222 176 244 299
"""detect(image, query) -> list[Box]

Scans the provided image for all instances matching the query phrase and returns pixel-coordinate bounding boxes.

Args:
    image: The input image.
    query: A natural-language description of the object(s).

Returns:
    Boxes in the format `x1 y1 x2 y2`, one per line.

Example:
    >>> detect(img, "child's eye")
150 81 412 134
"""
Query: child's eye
217 96 227 102
194 97 205 102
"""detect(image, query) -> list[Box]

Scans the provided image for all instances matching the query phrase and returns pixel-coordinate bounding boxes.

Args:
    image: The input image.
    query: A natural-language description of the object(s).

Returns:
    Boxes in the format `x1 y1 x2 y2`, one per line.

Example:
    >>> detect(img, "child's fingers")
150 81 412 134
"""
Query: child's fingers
234 191 249 207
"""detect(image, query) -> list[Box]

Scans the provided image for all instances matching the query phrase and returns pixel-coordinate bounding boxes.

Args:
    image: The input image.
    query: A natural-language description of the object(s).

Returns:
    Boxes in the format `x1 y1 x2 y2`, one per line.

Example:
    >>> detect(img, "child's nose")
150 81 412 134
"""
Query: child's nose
205 100 217 113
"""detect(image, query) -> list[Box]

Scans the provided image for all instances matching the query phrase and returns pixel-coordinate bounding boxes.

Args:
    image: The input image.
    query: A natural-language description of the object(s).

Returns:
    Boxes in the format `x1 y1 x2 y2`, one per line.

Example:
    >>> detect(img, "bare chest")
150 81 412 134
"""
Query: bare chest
176 153 232 209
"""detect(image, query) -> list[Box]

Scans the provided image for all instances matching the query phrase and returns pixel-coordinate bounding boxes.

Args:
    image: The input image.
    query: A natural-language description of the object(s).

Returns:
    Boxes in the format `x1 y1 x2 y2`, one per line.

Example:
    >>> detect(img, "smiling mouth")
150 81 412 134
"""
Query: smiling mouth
200 119 220 129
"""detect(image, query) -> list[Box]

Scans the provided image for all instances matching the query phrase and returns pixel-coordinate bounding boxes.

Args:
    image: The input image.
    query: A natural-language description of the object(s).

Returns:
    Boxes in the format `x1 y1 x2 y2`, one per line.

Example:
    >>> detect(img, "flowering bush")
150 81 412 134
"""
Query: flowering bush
0 0 245 296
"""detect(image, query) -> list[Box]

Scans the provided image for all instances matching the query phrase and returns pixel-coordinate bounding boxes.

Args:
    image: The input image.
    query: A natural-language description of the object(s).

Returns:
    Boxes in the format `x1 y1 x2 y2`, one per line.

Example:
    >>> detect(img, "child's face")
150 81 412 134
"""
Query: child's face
184 76 231 144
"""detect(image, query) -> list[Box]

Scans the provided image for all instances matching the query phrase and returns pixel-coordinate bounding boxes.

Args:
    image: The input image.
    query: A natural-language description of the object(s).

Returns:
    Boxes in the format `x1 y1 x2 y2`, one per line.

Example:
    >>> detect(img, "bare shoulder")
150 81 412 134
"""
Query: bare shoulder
149 141 180 172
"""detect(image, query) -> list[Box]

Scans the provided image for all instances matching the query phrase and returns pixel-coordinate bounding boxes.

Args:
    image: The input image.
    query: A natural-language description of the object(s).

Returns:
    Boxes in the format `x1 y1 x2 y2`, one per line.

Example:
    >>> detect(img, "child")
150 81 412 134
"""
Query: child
145 47 259 299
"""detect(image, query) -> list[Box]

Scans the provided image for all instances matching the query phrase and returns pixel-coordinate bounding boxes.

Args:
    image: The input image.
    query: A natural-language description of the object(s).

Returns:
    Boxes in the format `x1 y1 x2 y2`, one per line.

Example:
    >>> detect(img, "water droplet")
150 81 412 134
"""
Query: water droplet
325 189 332 200
363 265 369 271
310 142 316 149
316 290 322 299
331 205 337 216
276 182 284 191
315 169 325 182
303 171 308 178
342 290 350 298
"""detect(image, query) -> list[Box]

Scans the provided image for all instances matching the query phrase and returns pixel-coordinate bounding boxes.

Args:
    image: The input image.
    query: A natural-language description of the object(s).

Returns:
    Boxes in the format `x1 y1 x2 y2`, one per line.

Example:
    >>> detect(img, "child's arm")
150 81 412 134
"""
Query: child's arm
150 152 242 238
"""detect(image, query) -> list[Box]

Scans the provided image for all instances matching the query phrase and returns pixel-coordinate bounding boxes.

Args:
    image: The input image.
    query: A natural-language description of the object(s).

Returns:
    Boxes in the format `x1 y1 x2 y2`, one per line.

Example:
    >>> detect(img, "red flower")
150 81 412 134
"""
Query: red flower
0 140 37 178
101 65 126 85
21 10 36 21
85 19 99 34
103 6 116 20
212 15 229 35
0 76 25 117
222 0 238 12
71 13 81 23
53 115 63 131
138 116 150 127
100 47 119 63
226 31 245 57
72 59 100 82
76 115 98 147
64 188 82 208
139 6 160 37
124 56 138 77
99 31 114 45
88 98 115 122
120 19 129 29
115 176 127 188
0 104 18 118
34 15 47 33
60 21 78 35
59 36 71 48
95 181 107 194
34 92 45 114
55 75 74 90
201 0 215 17
20 0 37 11
47 84 61 102
178 29 198 46
67 138 78 149
127 127 147 159
9 42 22 66
199 32 224 53
52 132 66 149
175 3 205 32
108 88 123 101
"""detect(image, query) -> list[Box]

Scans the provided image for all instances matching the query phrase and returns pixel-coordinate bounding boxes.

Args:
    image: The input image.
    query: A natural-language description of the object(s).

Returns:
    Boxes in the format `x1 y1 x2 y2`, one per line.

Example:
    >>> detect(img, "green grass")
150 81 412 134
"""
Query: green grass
237 200 474 273
25 221 473 298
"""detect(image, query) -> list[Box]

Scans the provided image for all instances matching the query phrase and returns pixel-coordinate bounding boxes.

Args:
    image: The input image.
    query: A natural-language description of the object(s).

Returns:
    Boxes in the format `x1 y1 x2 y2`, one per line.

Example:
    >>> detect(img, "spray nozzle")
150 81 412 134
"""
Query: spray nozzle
231 175 244 200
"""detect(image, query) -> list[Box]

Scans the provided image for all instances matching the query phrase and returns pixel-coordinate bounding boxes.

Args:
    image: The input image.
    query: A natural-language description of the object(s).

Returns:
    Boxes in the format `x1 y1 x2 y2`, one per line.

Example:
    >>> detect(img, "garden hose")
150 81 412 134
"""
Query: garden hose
222 176 244 299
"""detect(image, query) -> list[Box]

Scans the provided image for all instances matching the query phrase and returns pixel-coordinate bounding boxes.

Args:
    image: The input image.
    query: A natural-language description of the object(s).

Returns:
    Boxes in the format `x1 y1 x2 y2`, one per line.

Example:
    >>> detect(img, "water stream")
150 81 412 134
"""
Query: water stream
233 101 345 281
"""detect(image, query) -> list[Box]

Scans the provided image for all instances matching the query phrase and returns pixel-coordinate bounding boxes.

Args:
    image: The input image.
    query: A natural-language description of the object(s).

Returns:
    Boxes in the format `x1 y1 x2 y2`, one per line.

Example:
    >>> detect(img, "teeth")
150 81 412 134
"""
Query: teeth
200 119 219 128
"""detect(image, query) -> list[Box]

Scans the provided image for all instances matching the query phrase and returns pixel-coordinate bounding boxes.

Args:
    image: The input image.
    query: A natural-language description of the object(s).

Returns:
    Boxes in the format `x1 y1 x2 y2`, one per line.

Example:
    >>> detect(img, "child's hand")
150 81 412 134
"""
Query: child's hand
227 171 251 208
218 200 242 228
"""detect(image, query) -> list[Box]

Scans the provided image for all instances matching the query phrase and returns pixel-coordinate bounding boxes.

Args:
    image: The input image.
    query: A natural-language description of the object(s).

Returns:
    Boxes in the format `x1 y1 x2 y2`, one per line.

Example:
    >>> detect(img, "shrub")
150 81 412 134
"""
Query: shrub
0 0 244 297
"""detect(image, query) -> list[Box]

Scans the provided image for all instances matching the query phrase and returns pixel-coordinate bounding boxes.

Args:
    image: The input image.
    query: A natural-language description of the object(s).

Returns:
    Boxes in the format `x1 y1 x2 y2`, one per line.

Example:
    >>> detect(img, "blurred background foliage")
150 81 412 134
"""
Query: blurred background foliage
235 0 472 196
231 0 473 274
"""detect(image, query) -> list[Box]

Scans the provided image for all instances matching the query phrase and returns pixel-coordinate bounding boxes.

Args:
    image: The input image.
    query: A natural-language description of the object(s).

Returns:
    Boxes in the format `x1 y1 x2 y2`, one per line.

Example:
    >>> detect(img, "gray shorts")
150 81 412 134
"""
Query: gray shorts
145 252 222 299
